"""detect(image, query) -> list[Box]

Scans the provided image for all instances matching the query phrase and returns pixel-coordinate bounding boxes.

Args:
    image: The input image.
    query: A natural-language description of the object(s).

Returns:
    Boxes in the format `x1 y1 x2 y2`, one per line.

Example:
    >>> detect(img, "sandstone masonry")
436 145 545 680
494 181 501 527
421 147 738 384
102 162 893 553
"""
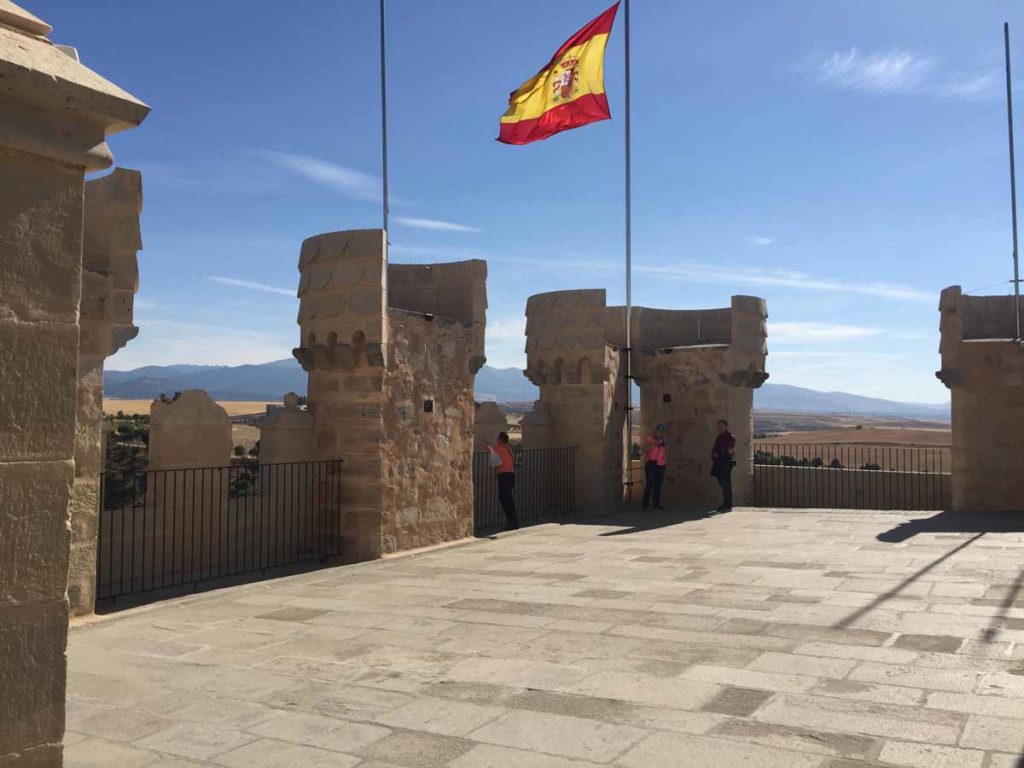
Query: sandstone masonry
0 3 148 764
522 290 768 510
290 229 487 561
937 286 1024 512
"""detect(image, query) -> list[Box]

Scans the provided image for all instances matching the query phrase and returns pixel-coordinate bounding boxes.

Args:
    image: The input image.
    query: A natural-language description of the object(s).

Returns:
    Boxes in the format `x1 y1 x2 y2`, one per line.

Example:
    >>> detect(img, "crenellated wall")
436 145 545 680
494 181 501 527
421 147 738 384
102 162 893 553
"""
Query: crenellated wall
291 230 486 561
521 290 768 511
523 289 627 512
68 168 144 616
937 286 1024 512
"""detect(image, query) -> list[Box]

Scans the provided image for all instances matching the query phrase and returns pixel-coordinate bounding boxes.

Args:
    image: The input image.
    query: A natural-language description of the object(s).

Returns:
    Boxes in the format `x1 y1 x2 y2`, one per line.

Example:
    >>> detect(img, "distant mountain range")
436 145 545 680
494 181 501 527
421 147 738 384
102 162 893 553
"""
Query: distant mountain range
105 359 950 422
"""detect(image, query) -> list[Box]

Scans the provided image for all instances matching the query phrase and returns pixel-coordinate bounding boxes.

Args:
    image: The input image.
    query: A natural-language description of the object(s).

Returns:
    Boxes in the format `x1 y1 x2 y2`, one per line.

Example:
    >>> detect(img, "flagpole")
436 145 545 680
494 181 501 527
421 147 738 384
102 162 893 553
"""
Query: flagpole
380 0 390 236
623 0 634 502
1005 22 1021 340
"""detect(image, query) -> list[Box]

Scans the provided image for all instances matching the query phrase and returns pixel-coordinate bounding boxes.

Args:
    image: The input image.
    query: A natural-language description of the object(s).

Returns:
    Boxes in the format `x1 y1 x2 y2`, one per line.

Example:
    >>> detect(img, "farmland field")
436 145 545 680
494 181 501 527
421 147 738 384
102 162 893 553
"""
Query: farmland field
104 399 273 417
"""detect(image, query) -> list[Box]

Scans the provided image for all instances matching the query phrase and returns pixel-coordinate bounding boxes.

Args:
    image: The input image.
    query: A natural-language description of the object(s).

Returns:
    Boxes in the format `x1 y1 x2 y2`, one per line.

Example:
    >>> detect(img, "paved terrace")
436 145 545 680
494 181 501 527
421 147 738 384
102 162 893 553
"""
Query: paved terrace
66 508 1024 768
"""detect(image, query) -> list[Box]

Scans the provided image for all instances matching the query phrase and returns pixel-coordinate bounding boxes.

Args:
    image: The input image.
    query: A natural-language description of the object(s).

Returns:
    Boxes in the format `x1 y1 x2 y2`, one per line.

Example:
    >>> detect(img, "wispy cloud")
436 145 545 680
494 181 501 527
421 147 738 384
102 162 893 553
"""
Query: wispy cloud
936 72 1000 101
811 48 934 93
749 235 775 247
207 275 294 297
805 49 999 101
769 322 882 343
635 261 933 302
393 216 479 233
253 149 382 202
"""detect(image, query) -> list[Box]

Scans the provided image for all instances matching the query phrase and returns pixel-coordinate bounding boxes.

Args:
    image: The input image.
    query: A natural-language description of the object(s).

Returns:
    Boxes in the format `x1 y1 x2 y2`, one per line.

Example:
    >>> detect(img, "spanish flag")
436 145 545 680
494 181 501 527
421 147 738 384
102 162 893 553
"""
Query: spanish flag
498 3 619 145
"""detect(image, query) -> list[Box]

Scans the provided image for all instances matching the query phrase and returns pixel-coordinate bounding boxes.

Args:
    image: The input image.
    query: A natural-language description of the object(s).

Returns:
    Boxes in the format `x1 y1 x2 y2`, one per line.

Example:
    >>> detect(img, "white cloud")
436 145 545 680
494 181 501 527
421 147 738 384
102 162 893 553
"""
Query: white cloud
749 235 775 246
806 49 1001 102
488 316 526 340
937 72 1000 100
108 320 294 369
207 275 295 297
253 149 382 202
393 216 479 233
636 261 933 302
811 48 934 93
769 321 882 343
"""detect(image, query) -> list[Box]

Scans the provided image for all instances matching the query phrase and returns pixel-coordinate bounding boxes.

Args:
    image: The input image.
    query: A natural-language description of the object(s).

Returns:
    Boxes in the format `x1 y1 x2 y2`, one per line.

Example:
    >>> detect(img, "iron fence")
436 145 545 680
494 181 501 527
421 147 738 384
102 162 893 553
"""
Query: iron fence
753 443 949 510
97 459 342 605
473 447 576 533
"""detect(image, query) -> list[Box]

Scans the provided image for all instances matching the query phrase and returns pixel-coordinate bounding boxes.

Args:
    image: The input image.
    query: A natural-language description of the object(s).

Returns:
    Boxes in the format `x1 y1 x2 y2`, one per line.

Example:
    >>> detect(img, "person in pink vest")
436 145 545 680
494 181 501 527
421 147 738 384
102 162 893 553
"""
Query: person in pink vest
642 424 668 510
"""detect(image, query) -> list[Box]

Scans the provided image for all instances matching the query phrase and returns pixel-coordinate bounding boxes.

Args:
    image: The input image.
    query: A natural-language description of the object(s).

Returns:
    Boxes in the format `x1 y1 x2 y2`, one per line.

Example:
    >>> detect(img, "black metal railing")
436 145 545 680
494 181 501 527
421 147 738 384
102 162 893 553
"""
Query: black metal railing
97 460 342 605
753 443 949 510
473 447 577 533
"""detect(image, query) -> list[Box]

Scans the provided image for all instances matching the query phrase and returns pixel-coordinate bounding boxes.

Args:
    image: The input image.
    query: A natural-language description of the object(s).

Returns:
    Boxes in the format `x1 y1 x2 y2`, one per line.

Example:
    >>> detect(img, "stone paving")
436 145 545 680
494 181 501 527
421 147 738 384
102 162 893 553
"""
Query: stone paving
65 507 1024 768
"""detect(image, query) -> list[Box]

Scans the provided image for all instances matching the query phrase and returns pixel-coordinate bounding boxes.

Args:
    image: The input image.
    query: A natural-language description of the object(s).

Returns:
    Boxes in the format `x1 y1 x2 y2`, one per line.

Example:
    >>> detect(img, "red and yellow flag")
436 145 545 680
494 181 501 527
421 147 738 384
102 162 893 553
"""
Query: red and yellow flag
498 3 619 145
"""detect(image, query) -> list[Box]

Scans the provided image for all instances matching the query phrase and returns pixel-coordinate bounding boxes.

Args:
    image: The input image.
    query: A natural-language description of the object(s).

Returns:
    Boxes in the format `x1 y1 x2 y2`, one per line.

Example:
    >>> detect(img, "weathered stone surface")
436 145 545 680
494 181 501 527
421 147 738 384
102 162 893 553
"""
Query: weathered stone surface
0 461 73 604
0 320 79 463
473 402 508 450
2 9 148 763
294 230 483 561
257 392 315 464
937 286 1024 512
522 290 767 510
64 507 1024 767
0 600 68 757
148 390 232 470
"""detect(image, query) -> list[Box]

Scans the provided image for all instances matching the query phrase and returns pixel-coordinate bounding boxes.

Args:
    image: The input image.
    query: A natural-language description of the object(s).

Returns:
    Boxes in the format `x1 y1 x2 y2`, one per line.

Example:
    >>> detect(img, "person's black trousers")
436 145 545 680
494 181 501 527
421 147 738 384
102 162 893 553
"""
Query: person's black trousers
715 464 734 509
642 461 666 509
497 472 519 529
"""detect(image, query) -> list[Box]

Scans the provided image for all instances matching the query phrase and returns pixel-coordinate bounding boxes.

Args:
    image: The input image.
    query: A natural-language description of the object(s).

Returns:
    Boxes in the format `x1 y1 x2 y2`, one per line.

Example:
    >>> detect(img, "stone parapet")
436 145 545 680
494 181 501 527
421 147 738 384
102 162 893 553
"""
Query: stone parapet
521 289 768 511
294 230 485 562
937 286 1024 512
148 390 232 470
294 229 387 372
0 4 147 764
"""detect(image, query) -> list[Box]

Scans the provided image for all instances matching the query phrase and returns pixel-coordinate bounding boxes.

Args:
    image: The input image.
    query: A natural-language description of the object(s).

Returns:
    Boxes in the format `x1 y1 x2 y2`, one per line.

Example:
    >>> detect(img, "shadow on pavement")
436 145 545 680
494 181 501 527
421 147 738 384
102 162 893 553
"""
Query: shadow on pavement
877 510 1024 543
565 506 723 536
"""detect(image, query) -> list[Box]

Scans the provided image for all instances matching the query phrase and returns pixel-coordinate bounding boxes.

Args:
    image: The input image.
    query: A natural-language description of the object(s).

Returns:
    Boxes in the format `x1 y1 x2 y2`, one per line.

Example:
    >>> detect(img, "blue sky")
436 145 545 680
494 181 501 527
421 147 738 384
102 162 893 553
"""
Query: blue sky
44 0 1021 403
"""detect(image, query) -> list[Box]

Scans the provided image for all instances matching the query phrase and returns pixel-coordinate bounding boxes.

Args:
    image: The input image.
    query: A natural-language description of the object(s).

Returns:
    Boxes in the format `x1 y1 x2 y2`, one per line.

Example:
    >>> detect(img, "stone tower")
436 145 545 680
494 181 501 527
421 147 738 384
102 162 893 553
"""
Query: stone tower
292 229 487 560
937 286 1024 512
522 290 768 511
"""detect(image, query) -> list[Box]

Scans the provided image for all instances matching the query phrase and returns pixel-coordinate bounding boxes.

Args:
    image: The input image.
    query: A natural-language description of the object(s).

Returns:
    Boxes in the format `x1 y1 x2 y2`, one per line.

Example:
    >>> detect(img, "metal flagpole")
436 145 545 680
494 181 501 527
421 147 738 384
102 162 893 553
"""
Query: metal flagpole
1005 23 1021 340
623 0 634 502
380 0 390 236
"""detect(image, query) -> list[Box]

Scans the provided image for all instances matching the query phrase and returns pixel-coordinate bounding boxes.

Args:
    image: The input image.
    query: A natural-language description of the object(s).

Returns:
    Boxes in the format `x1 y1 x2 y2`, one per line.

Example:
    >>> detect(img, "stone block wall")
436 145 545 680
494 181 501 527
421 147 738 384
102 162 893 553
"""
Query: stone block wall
292 230 486 562
523 289 626 512
148 390 232 470
68 168 143 616
636 346 754 506
382 311 476 552
0 4 148 764
937 286 1024 512
521 290 768 512
474 402 509 450
257 393 315 465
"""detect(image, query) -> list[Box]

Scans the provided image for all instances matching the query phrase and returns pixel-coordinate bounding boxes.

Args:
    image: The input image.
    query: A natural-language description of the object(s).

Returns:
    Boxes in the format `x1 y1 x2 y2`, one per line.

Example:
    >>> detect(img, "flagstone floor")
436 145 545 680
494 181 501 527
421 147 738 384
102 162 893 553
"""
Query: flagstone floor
65 507 1024 768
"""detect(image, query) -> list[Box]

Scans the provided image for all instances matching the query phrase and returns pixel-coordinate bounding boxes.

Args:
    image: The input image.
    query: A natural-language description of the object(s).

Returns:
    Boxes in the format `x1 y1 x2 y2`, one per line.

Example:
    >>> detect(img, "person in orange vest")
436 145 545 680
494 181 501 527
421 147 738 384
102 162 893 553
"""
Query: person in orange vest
642 424 668 511
490 432 520 530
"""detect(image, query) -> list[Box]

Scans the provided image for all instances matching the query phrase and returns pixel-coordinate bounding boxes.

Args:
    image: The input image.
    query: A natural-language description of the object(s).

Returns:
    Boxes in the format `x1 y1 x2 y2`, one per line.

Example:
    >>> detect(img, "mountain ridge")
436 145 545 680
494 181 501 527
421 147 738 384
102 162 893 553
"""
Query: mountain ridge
105 359 949 421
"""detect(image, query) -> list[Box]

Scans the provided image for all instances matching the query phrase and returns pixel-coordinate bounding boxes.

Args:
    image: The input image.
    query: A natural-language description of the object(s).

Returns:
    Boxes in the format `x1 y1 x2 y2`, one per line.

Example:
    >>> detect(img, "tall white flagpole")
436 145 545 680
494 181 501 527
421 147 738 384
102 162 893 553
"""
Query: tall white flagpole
623 0 634 502
380 0 390 236
1005 22 1021 340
